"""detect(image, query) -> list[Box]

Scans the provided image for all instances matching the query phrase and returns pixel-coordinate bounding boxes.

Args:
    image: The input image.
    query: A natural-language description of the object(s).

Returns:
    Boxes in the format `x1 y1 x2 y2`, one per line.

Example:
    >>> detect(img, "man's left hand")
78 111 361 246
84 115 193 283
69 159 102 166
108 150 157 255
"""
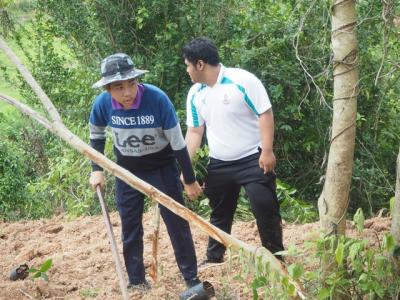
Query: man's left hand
259 149 276 174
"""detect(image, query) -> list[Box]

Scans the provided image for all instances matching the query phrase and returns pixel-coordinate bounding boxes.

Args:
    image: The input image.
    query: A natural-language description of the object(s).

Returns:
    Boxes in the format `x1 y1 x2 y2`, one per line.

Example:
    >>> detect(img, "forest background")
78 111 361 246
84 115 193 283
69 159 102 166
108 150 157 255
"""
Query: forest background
0 0 399 225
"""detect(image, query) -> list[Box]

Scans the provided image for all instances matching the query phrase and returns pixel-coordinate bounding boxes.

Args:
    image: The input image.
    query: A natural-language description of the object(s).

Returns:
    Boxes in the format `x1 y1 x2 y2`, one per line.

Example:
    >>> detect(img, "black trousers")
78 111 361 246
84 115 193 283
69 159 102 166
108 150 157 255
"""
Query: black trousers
204 152 284 261
115 162 197 284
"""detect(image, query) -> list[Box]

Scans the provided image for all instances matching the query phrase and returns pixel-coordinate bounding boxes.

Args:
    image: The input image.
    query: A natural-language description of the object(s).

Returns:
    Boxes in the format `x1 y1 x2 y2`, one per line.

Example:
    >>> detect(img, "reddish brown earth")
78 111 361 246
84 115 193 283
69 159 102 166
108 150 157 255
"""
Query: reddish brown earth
0 212 391 300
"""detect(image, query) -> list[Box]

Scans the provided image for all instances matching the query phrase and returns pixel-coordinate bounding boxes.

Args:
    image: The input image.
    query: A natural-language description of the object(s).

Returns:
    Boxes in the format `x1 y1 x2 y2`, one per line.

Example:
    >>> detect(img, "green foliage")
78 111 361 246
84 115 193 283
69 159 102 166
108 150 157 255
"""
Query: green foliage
28 258 53 282
277 179 317 223
309 234 400 299
353 208 365 232
28 146 115 219
227 248 300 299
229 227 400 299
79 289 99 298
0 137 30 220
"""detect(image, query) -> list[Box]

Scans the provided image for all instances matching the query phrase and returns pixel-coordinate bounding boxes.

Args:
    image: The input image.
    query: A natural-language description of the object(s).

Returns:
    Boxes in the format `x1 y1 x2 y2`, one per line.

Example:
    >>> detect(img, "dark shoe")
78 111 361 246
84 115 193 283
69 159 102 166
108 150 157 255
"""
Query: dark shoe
9 264 29 281
185 276 201 288
127 280 151 291
198 258 223 270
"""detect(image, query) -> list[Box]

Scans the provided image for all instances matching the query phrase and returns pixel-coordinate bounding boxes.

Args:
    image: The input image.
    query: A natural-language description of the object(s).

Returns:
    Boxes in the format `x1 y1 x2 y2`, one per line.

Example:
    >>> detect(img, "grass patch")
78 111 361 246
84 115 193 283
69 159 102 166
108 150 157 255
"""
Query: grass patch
0 1 36 112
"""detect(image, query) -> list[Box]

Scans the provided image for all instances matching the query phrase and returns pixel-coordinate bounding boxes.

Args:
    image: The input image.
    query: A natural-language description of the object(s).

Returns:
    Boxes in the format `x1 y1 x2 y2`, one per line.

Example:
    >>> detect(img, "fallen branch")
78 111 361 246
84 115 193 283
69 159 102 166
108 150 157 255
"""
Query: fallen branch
0 37 306 299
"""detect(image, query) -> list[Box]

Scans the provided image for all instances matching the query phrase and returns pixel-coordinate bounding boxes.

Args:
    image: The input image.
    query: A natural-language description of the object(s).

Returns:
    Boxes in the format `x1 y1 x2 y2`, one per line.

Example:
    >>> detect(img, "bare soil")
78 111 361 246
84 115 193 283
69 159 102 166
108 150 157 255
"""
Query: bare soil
0 212 391 300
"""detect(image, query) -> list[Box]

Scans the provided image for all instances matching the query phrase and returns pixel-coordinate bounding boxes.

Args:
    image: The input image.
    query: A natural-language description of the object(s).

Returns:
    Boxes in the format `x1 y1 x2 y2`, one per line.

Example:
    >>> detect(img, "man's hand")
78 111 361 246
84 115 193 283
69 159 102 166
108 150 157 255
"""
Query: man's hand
259 149 276 174
89 171 105 191
183 181 203 201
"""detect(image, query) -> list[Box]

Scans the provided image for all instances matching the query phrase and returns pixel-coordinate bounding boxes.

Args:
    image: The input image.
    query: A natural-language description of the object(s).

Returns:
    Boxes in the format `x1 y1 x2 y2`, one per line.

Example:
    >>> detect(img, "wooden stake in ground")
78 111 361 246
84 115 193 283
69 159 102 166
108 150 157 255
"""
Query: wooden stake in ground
0 37 306 299
150 203 161 282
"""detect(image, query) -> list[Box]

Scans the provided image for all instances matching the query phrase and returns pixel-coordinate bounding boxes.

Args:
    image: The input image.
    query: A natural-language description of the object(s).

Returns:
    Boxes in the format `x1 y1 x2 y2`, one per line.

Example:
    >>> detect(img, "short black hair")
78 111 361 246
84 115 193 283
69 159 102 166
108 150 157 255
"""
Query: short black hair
182 37 220 66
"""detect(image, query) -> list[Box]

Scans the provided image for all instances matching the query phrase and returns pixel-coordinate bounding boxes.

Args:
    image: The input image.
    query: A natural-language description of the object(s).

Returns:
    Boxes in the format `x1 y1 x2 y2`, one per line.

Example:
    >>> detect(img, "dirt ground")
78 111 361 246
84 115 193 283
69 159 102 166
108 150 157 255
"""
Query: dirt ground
0 211 391 300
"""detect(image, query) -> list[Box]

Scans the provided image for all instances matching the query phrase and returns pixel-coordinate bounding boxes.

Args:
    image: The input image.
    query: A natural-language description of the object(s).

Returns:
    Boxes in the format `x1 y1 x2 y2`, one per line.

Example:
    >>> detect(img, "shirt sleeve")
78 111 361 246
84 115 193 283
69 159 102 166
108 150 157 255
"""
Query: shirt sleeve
186 84 205 128
89 94 108 171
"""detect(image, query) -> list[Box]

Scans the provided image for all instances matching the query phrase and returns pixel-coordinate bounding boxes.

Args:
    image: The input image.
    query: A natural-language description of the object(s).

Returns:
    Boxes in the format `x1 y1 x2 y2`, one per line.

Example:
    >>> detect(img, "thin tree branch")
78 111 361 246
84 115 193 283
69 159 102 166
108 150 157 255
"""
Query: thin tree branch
0 37 61 123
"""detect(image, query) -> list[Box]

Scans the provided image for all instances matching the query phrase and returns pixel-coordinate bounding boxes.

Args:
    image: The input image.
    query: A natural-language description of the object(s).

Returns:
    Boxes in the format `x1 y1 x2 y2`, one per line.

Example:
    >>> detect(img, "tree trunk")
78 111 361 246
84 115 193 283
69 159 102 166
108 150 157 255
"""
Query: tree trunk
391 147 400 246
318 0 359 235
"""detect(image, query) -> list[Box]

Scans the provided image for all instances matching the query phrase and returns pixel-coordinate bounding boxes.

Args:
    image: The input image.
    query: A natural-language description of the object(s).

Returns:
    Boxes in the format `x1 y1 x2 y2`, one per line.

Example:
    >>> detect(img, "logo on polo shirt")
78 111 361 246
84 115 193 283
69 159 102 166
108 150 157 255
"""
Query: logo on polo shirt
223 94 230 104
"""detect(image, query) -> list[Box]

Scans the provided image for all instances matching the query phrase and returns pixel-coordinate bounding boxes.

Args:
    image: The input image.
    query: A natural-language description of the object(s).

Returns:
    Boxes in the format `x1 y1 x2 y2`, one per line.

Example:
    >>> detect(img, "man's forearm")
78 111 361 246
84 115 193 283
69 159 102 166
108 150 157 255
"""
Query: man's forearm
259 109 274 151
185 126 204 160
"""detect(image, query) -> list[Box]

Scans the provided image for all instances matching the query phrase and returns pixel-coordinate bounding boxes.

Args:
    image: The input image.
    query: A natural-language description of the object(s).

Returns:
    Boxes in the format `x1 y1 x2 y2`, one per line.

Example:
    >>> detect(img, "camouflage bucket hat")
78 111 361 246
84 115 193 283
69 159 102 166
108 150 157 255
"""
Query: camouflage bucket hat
92 53 148 88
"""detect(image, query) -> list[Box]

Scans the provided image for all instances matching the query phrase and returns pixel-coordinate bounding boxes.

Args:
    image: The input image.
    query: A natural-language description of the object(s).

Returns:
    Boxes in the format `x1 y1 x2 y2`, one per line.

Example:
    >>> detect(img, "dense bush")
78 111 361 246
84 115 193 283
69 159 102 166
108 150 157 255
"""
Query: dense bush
0 138 29 220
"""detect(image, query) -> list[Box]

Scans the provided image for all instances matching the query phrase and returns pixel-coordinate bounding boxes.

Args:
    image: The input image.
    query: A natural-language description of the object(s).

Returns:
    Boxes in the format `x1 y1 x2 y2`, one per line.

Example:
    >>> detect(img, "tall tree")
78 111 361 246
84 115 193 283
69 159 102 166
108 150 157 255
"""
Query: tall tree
318 0 359 235
391 147 400 247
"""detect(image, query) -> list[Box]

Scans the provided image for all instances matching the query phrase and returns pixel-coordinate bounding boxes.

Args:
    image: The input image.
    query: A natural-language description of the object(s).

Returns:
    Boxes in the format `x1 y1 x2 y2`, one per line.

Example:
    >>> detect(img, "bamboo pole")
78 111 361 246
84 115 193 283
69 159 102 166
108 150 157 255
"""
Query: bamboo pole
0 37 306 299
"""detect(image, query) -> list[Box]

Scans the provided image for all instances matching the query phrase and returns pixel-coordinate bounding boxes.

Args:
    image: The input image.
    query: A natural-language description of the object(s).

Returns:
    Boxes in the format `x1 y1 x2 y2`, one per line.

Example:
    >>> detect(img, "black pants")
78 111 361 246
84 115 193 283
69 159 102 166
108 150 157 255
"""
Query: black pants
115 162 197 284
204 152 284 261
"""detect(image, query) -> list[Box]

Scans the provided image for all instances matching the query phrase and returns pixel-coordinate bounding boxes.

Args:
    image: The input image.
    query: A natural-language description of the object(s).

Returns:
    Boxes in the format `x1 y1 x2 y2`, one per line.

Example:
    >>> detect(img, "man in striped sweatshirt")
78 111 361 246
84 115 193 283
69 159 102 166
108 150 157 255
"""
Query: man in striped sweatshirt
89 53 202 290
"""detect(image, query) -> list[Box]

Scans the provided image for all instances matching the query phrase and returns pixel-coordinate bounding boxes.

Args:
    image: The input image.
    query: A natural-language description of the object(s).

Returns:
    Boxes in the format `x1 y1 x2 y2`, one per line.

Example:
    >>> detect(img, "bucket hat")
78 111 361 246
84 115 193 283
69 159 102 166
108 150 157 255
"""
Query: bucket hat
92 53 148 88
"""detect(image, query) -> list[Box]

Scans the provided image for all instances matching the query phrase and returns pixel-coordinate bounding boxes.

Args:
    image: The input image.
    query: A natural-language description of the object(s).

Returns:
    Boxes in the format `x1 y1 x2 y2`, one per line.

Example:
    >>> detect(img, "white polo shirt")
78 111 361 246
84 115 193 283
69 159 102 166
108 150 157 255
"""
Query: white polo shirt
186 64 272 161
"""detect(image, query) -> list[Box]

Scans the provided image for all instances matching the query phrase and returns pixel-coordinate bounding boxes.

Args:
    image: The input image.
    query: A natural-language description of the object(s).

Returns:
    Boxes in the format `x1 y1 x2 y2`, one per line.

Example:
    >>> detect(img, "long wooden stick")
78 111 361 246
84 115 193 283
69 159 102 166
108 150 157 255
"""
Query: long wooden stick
0 38 306 299
150 203 161 282
96 186 129 300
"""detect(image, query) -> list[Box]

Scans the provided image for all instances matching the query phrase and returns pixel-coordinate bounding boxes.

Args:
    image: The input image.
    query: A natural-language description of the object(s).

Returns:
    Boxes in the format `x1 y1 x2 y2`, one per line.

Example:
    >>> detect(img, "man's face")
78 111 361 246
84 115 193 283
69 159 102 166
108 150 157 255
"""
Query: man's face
107 79 138 108
185 59 203 83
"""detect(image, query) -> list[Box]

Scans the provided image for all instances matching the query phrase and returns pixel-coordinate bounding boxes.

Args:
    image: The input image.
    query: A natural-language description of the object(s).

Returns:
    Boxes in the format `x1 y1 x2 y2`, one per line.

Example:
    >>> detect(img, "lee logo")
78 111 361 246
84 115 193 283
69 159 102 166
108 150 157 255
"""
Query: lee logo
115 132 155 148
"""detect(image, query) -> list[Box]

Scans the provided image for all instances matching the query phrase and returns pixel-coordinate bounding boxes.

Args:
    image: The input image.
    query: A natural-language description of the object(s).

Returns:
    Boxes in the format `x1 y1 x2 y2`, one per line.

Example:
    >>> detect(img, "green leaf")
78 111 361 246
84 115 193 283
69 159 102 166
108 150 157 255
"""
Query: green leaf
317 288 330 299
39 259 53 273
288 264 303 280
383 234 395 253
389 197 394 216
353 208 365 232
349 242 362 261
358 273 367 282
335 242 345 266
287 283 296 296
281 275 289 287
28 268 38 273
41 273 49 282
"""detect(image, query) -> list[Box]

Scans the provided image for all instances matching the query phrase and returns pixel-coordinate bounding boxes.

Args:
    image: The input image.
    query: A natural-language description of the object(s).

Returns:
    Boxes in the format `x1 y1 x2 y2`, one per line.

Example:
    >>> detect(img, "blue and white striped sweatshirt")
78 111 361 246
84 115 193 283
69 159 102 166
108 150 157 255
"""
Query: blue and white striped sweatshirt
89 83 195 184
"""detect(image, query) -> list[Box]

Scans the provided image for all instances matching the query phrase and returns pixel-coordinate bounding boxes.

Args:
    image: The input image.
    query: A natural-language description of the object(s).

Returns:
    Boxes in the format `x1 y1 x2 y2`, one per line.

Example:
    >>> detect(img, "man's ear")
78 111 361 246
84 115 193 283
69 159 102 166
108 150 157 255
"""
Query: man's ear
197 60 205 70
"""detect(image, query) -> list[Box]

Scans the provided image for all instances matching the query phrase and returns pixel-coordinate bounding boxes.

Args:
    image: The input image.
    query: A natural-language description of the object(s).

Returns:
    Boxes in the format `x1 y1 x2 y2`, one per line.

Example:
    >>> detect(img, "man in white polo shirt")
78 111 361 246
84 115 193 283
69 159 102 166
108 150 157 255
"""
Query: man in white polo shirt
182 37 284 265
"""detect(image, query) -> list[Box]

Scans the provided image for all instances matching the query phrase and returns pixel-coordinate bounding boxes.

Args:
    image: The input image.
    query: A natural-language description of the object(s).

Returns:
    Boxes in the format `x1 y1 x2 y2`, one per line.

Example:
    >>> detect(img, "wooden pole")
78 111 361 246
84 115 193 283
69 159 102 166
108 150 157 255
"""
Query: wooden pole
96 186 129 300
150 203 161 282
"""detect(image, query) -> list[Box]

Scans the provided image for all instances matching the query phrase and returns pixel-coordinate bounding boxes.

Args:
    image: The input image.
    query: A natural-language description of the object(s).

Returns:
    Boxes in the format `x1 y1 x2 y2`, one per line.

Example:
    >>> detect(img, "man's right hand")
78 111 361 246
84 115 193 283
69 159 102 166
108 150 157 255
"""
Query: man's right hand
184 181 203 201
89 171 105 191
